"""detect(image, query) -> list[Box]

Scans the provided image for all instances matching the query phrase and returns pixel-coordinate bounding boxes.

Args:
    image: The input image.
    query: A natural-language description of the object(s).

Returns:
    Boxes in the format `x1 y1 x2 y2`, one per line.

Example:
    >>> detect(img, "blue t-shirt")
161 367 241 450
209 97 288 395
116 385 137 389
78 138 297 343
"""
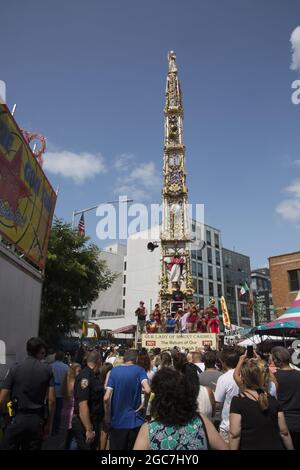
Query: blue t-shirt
107 365 148 429
51 361 69 398
166 318 177 333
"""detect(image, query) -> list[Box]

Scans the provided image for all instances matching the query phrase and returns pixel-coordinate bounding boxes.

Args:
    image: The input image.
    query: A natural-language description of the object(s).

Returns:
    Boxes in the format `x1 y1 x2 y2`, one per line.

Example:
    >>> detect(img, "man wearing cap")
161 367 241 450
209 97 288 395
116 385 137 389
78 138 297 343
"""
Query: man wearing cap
72 350 104 450
135 301 147 338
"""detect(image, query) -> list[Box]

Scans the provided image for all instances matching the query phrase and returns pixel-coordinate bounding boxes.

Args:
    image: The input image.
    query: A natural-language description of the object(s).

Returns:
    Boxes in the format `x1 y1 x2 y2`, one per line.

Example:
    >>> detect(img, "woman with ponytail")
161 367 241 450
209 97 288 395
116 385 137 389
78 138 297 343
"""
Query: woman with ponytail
229 356 294 450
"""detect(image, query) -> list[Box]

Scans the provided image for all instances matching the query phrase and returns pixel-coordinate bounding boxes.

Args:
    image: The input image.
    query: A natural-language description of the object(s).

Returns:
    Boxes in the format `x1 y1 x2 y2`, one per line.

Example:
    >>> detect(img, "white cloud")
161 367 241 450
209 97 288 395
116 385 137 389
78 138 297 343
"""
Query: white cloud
290 26 300 73
0 80 6 103
114 156 161 201
276 199 300 221
286 179 300 198
114 153 134 172
43 150 106 184
276 178 300 221
130 162 161 189
117 185 148 201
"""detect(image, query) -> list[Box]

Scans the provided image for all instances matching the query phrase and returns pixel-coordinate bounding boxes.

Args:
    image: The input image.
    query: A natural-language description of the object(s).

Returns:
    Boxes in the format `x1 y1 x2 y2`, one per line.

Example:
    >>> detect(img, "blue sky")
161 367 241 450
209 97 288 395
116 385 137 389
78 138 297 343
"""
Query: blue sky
1 0 300 268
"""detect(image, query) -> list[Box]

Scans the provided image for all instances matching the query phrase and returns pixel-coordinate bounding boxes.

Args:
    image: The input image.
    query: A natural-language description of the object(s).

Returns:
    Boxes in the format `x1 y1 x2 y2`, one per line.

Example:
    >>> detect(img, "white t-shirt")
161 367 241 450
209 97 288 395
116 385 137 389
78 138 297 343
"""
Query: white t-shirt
194 362 205 372
268 380 277 398
197 385 212 419
106 356 117 365
215 369 239 432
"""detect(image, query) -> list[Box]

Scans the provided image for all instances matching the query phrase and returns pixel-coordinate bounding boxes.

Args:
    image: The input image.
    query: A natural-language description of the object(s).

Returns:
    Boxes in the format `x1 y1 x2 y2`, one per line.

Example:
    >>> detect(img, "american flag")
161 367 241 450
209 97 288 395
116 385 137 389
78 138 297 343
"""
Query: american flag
77 213 85 236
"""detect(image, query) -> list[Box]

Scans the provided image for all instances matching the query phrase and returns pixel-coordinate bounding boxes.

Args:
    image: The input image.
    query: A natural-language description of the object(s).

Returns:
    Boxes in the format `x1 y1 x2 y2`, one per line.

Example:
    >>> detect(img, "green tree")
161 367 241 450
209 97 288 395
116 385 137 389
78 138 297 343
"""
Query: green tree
39 218 117 347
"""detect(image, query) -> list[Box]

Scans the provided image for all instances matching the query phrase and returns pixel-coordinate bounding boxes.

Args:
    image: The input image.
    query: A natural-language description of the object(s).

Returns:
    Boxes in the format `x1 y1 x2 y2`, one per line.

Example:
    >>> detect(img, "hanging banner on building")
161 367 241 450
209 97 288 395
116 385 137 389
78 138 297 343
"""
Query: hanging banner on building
0 103 56 268
221 296 231 329
142 333 218 350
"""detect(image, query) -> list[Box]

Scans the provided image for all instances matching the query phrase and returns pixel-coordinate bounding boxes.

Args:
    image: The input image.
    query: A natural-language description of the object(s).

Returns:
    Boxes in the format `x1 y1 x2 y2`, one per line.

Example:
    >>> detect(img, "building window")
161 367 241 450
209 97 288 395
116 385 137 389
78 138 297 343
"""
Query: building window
206 230 211 245
124 261 127 271
224 253 232 268
197 263 203 277
207 247 212 264
99 309 125 318
217 284 222 298
198 296 204 309
192 261 197 276
214 233 220 248
123 275 126 284
240 303 248 318
192 222 196 233
208 265 213 280
251 278 257 291
123 287 126 296
193 279 198 292
91 309 96 318
198 279 204 295
217 267 221 282
288 270 300 292
209 282 214 296
216 250 220 266
197 250 202 261
123 299 126 309
191 250 197 259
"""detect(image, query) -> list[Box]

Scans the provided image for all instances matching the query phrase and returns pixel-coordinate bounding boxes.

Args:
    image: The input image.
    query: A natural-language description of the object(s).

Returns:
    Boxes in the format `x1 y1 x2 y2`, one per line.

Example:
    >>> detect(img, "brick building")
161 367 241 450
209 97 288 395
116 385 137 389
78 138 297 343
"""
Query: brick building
269 251 300 316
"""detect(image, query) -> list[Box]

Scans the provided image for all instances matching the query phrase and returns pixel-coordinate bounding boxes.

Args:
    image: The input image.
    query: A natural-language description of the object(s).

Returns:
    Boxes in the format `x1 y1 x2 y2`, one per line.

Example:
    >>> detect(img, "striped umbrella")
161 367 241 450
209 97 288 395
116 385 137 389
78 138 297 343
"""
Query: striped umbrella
254 291 300 336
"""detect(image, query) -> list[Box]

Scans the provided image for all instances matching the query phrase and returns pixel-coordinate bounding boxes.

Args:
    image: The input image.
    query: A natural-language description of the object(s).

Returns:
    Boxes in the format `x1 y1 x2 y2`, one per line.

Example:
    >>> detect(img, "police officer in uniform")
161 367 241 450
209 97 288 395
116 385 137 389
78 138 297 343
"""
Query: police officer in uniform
72 350 104 450
0 337 56 450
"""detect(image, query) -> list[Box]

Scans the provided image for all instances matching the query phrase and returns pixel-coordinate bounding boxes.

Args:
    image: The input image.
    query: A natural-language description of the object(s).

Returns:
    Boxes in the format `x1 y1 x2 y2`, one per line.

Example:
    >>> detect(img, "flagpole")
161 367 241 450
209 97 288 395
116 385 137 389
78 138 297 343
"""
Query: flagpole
251 300 255 328
250 286 256 328
235 285 240 327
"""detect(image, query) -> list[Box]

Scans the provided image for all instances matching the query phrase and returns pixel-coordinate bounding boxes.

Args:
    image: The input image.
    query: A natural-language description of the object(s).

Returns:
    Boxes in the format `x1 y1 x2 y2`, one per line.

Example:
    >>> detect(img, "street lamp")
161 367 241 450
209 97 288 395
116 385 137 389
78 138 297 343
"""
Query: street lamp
72 198 133 229
147 242 159 252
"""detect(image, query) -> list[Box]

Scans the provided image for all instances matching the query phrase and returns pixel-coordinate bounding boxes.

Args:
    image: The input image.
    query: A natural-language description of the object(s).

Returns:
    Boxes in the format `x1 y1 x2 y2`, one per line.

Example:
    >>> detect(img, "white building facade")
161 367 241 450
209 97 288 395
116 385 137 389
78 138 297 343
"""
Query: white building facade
87 243 127 330
88 222 225 330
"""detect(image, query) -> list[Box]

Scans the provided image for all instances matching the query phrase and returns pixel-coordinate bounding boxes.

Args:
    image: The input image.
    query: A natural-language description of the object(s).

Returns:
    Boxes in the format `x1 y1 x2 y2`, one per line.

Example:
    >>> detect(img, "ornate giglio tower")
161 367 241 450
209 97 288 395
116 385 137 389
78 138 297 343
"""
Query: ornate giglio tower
159 51 194 308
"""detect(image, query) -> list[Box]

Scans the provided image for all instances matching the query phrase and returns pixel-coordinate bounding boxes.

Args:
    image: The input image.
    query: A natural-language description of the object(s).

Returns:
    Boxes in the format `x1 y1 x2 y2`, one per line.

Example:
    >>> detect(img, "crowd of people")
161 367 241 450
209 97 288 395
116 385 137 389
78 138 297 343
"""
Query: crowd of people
135 298 220 336
1 337 300 451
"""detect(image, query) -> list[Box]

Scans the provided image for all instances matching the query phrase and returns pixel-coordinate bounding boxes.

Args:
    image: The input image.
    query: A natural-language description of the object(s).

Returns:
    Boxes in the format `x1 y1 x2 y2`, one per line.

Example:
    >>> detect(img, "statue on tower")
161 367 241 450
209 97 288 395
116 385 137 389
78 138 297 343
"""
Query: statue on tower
168 50 177 73
164 254 185 287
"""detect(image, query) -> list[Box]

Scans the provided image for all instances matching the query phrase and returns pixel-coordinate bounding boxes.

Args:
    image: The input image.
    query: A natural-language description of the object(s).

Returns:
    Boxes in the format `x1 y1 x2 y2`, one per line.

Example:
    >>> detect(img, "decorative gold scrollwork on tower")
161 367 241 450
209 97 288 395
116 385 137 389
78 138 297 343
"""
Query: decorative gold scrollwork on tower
159 52 194 307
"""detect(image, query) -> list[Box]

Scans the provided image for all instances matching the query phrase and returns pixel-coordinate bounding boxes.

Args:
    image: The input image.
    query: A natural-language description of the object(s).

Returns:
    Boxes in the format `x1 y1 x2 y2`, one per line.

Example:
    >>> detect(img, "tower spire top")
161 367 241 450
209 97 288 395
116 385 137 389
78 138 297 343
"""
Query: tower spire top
168 50 177 73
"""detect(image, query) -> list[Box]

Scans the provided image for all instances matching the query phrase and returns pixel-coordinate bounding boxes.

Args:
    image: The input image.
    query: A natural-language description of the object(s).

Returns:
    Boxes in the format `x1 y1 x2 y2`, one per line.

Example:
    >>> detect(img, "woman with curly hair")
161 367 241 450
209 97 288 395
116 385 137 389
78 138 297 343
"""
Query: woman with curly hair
133 368 228 450
160 351 172 369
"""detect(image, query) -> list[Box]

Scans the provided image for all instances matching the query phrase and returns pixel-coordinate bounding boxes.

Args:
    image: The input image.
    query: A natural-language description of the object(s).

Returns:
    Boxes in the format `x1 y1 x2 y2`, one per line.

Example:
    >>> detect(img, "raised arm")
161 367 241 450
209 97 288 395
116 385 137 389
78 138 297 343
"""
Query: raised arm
233 352 247 389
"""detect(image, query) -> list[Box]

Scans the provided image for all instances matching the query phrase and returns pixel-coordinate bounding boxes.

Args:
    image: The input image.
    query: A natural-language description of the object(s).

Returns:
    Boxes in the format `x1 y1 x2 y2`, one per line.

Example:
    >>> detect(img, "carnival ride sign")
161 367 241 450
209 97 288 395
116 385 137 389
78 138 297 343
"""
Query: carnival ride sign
0 104 56 268
142 333 218 350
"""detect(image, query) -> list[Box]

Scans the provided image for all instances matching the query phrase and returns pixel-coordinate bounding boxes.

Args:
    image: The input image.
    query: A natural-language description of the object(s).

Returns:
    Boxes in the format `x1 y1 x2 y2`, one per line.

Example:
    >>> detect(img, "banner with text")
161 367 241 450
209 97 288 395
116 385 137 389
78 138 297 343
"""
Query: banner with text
142 333 218 350
0 104 56 268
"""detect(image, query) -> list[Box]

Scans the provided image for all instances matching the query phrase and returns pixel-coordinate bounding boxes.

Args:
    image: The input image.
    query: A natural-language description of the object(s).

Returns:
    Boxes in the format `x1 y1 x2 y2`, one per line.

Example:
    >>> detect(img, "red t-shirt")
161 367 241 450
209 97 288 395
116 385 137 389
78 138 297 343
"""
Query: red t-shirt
188 312 198 323
153 311 161 325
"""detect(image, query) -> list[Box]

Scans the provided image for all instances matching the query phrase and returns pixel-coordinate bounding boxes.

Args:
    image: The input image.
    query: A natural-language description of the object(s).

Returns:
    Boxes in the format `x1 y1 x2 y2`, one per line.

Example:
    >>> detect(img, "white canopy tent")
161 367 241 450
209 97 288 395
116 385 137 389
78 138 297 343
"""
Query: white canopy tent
238 335 294 347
